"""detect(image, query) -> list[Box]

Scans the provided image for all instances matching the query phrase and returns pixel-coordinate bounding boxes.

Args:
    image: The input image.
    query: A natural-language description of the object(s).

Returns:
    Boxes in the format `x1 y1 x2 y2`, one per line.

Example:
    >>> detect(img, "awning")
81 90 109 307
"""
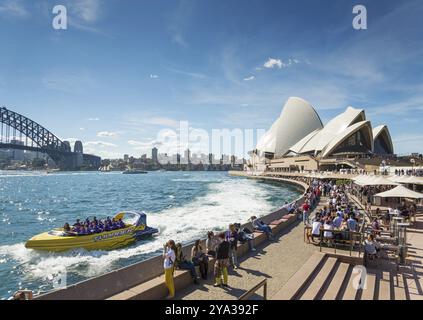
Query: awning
388 175 423 185
354 175 398 186
374 185 423 199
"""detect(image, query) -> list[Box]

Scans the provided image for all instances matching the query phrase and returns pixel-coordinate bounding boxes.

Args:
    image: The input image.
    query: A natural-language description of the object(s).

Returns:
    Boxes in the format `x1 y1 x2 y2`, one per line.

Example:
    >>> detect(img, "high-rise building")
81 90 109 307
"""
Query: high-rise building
152 147 158 163
184 149 191 164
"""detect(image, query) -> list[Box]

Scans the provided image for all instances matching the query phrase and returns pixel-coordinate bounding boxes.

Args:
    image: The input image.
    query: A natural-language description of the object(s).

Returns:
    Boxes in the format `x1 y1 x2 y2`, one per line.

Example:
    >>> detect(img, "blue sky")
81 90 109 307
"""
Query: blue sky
0 0 422 158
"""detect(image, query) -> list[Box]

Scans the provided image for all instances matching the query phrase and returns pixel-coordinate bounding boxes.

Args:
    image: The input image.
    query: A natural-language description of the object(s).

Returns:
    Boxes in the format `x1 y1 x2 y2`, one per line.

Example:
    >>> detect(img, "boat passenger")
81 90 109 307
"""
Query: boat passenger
79 226 87 235
73 219 81 227
118 219 125 228
104 223 111 232
63 223 71 233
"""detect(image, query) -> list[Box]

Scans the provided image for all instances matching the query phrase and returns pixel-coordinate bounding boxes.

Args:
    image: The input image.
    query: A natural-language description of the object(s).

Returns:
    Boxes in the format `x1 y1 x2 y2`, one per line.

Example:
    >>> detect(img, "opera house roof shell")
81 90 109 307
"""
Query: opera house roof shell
255 97 394 159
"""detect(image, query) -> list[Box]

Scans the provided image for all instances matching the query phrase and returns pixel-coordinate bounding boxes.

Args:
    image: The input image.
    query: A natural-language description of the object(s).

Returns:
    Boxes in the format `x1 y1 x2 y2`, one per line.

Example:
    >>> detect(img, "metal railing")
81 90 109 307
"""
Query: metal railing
238 278 268 300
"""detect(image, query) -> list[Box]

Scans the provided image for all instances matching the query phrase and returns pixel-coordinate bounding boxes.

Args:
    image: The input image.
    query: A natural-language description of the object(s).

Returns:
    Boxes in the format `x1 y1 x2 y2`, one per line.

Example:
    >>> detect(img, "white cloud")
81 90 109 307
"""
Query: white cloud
165 67 207 79
80 128 85 131
123 115 181 129
262 58 300 70
0 0 28 17
97 131 118 138
85 141 118 148
42 71 96 94
150 74 159 79
87 117 100 121
72 0 101 23
263 58 283 69
243 76 255 81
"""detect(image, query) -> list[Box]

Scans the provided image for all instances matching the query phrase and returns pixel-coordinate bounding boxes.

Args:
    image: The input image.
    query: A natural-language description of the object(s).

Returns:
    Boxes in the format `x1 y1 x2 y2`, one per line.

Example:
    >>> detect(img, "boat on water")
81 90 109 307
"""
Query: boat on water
122 169 148 174
25 211 158 252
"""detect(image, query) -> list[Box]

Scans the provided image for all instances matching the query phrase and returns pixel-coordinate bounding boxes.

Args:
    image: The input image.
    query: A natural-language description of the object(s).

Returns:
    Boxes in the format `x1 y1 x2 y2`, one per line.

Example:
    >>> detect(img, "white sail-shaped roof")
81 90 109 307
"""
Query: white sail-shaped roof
373 125 394 154
287 129 321 154
256 97 323 157
299 107 366 155
320 120 373 158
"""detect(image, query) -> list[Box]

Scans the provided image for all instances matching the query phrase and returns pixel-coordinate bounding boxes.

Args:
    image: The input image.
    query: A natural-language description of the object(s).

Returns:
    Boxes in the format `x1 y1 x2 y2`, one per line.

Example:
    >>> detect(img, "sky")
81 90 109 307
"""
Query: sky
0 0 422 159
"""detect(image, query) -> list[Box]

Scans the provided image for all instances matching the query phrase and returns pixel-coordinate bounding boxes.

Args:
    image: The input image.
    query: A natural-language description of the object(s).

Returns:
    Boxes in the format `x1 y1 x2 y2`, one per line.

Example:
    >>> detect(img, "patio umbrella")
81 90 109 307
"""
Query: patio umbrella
374 185 423 199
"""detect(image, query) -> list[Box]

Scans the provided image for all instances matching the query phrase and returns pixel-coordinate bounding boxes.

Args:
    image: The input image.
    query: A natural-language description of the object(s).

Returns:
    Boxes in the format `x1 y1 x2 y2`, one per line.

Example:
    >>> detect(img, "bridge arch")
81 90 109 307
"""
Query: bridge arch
1 106 71 152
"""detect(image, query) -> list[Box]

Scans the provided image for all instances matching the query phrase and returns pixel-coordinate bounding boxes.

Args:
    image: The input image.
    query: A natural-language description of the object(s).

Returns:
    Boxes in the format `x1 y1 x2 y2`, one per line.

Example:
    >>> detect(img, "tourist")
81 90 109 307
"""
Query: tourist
364 234 380 259
323 219 334 244
371 218 383 235
206 231 219 257
214 232 230 287
333 213 343 229
226 224 239 269
73 219 81 227
191 240 209 280
175 243 199 284
347 215 358 232
238 226 256 251
309 217 322 243
250 216 273 240
163 240 176 299
302 201 311 225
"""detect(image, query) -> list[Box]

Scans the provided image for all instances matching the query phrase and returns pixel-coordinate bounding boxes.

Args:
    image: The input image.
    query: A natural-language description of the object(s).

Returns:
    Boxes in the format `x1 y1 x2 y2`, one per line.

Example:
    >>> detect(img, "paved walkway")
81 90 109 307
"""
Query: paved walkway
402 214 423 299
175 199 327 300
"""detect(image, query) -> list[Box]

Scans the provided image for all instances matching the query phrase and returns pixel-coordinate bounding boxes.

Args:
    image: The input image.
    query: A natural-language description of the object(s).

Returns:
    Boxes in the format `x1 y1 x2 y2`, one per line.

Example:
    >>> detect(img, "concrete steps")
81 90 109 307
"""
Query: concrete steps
321 262 349 300
272 253 410 300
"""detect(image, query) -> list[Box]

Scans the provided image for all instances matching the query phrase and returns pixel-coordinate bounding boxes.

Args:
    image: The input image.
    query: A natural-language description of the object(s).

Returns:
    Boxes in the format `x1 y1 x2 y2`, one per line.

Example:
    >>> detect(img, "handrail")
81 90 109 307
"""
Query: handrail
238 278 268 300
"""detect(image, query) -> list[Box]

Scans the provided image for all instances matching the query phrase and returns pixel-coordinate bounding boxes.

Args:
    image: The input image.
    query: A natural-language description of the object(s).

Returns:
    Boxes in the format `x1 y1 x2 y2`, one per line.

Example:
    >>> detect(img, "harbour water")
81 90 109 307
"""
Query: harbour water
0 171 301 299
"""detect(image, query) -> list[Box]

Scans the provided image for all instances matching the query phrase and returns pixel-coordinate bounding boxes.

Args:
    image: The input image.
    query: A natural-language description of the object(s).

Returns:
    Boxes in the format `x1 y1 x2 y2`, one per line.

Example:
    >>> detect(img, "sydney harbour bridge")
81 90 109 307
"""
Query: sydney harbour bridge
0 106 101 170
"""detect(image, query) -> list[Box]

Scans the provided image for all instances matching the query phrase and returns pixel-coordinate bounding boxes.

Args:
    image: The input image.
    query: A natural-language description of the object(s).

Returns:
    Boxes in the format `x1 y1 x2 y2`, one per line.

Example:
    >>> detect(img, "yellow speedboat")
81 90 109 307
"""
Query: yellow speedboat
25 211 158 252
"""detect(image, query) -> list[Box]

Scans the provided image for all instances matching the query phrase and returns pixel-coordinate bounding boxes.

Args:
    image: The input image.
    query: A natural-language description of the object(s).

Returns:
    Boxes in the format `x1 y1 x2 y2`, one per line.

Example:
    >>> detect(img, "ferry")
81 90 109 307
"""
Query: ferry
25 211 158 252
122 169 148 174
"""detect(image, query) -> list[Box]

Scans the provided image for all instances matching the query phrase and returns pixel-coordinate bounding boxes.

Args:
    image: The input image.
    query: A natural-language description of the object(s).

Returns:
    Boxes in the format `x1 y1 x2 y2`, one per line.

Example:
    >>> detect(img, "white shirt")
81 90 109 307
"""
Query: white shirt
323 223 333 238
312 221 322 236
164 248 176 269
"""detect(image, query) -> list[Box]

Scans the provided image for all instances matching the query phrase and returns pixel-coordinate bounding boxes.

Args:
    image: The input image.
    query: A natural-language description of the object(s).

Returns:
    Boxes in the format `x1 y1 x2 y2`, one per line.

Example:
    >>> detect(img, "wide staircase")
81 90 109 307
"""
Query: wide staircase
272 252 409 300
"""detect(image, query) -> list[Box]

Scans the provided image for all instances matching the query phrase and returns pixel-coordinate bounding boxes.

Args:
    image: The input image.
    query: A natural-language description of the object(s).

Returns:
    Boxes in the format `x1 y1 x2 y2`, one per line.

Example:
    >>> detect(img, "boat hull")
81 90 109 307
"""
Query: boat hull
25 226 158 252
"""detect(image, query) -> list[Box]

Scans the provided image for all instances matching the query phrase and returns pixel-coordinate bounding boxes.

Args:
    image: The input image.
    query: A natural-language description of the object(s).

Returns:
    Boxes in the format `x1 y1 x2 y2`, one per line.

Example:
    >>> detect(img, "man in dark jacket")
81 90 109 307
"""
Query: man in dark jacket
214 232 230 287
226 224 239 269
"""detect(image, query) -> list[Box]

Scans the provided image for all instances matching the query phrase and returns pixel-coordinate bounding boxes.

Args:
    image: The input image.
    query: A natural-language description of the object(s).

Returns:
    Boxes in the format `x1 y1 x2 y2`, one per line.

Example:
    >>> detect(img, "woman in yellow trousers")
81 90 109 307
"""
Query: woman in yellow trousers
163 240 177 299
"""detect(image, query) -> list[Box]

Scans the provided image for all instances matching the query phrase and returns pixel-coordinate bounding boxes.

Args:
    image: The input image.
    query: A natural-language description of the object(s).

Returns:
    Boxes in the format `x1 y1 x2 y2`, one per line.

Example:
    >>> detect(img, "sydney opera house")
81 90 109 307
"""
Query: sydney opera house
249 97 394 172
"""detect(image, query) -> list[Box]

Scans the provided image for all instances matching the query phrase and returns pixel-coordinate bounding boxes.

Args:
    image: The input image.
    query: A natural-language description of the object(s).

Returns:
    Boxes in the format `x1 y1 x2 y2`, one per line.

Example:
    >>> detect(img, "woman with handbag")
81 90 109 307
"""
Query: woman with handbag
191 240 209 279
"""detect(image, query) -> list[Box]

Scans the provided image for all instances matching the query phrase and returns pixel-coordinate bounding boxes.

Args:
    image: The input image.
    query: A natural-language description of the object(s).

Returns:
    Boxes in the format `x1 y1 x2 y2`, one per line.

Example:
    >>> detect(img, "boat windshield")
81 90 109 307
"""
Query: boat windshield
48 229 67 236
121 212 141 226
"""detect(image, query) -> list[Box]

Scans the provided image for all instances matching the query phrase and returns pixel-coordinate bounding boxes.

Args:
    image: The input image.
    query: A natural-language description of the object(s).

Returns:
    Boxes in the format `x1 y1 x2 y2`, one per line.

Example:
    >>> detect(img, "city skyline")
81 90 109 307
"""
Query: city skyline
1 0 423 159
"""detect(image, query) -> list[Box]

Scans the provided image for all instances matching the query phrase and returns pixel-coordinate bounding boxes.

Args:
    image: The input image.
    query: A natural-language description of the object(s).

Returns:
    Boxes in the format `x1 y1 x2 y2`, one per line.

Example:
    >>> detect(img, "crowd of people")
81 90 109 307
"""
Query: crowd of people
305 180 364 244
162 216 278 298
62 217 126 236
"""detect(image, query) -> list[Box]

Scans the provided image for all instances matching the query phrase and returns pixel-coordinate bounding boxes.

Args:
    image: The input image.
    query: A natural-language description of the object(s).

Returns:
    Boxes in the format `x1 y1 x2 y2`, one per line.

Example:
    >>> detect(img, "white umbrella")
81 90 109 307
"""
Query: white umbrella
374 185 423 199
355 175 398 186
353 175 372 185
